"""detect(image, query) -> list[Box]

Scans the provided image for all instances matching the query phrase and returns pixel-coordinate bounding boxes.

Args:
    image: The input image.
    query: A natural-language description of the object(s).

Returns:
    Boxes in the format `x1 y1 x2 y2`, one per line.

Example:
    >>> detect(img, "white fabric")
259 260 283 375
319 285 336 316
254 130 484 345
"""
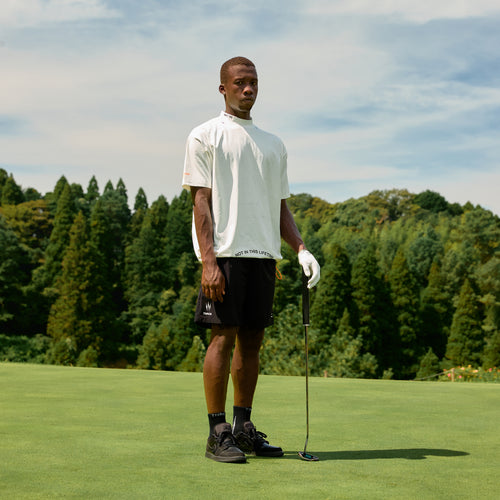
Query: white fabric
298 250 321 288
183 111 290 260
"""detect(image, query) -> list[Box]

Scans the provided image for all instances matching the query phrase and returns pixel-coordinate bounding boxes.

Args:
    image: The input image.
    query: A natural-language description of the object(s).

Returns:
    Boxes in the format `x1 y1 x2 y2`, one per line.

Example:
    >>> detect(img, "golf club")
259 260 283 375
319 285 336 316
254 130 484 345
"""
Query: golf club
298 271 319 462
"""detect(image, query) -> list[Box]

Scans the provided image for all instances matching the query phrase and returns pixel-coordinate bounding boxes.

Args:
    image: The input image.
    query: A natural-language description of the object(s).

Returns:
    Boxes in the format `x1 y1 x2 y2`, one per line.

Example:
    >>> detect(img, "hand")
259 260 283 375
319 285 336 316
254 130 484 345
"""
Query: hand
201 261 226 302
298 250 320 288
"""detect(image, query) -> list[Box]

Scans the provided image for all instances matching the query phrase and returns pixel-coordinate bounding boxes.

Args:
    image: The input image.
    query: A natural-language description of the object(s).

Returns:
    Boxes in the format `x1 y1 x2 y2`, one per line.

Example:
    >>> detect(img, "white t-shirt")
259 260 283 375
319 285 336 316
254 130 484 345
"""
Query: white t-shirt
182 111 290 260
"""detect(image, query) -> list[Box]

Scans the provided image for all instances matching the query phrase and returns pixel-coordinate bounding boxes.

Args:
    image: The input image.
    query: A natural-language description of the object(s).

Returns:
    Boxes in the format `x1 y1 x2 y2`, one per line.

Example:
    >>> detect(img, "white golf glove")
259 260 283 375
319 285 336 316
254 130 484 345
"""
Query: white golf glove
298 249 320 288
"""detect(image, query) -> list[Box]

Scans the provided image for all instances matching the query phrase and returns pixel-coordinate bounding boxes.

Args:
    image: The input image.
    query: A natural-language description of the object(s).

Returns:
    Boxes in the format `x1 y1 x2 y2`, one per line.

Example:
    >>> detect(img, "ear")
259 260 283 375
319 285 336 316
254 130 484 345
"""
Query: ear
219 84 226 96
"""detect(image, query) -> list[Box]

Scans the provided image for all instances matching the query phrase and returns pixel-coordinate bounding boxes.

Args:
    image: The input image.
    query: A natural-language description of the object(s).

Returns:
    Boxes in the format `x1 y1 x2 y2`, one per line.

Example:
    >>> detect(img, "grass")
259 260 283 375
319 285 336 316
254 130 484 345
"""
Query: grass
1 363 499 499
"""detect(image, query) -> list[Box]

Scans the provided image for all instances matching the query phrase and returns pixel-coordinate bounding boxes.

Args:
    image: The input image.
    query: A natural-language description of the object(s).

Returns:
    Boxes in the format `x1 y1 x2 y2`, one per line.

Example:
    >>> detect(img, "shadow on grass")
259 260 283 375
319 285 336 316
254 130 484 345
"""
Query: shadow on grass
280 449 469 461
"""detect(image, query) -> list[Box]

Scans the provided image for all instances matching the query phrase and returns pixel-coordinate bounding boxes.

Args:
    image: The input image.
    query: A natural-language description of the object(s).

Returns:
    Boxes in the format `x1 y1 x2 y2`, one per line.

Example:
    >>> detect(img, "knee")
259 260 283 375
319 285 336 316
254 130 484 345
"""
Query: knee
208 328 236 355
237 328 264 355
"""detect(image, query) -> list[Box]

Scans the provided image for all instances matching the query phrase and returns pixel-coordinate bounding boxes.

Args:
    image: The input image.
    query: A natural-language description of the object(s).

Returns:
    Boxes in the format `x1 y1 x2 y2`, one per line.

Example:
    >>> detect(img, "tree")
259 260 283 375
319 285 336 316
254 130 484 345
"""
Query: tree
123 201 170 343
129 188 149 240
164 190 196 288
311 244 352 347
476 257 500 368
260 304 309 376
420 260 451 359
416 348 440 380
90 184 131 314
178 336 206 372
46 212 113 365
85 176 100 206
388 248 422 378
322 309 377 378
0 216 30 333
0 199 53 252
407 227 443 286
23 187 41 202
1 175 24 205
32 183 76 293
414 190 448 213
45 176 70 214
445 279 484 367
136 286 199 370
0 168 8 199
351 243 396 373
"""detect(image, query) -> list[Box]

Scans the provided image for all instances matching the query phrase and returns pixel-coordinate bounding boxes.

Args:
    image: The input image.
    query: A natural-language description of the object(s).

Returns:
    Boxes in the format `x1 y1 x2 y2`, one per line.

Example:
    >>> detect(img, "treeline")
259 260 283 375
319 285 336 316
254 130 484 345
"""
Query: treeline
1 168 499 379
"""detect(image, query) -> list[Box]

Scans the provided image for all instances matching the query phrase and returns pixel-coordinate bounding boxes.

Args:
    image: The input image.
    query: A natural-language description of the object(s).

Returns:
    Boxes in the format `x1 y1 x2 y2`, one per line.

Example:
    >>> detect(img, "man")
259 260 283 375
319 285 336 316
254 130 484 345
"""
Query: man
182 56 320 463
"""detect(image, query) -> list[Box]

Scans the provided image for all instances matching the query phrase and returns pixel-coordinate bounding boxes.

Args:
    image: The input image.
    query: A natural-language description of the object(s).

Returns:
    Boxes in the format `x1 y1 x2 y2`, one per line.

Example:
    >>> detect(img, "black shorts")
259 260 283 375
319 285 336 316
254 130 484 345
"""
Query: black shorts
195 258 276 329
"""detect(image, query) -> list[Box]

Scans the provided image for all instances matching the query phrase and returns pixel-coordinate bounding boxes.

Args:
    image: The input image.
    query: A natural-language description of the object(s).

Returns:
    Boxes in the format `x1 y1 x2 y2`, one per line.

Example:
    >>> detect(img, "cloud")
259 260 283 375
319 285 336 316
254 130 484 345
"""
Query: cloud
0 1 499 215
305 0 500 23
0 0 120 28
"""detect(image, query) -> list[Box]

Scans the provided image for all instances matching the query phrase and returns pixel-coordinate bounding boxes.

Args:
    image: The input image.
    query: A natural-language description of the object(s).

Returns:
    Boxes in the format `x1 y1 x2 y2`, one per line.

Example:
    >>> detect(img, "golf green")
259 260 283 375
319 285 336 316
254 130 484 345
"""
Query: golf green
1 363 499 499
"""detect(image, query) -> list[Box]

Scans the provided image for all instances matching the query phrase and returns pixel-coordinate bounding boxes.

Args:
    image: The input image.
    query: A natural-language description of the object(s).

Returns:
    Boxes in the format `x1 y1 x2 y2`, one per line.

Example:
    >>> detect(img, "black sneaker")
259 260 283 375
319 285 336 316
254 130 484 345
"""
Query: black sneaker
205 423 246 463
234 421 284 457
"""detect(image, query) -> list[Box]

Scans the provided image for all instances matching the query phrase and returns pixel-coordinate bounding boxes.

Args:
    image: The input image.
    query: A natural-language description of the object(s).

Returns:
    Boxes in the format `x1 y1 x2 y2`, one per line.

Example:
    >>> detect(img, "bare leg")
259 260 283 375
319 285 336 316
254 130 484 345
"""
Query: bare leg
231 327 265 408
203 325 238 414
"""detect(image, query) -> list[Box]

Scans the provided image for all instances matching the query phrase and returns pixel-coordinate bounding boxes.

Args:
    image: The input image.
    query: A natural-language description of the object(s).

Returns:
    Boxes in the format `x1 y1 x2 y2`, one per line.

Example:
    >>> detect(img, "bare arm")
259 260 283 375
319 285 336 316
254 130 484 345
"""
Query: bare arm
280 199 306 254
191 187 225 302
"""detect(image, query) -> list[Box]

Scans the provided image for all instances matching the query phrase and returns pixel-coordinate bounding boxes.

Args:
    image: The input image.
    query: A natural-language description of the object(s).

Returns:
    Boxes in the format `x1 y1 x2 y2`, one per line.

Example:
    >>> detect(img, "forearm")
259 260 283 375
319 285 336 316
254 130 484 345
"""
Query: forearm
280 199 306 254
191 187 225 301
192 187 217 266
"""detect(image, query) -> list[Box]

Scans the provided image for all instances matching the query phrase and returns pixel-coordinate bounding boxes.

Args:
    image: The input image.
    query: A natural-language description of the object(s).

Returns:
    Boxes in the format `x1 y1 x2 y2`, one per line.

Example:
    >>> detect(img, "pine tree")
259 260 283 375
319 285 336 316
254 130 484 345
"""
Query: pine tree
165 190 196 288
134 188 148 212
46 212 112 365
323 309 377 378
33 183 76 293
351 243 396 373
116 178 128 201
1 175 24 205
0 168 8 199
389 248 422 378
311 244 352 347
0 216 30 333
482 331 500 369
90 184 130 315
123 203 170 343
476 257 500 368
85 176 100 205
445 279 484 367
129 188 149 240
177 336 206 372
420 260 451 359
407 227 443 286
45 176 69 214
260 304 308 376
416 348 440 380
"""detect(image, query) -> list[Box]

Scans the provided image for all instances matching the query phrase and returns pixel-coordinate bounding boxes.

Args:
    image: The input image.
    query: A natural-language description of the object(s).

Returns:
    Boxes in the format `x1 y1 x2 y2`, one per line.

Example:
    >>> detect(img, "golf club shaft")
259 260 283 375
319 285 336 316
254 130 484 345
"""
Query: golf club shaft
302 271 310 453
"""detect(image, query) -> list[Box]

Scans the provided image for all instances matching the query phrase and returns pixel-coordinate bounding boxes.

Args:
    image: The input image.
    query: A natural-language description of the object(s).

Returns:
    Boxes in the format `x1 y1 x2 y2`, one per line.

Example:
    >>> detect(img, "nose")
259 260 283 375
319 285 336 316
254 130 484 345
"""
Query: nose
243 84 254 95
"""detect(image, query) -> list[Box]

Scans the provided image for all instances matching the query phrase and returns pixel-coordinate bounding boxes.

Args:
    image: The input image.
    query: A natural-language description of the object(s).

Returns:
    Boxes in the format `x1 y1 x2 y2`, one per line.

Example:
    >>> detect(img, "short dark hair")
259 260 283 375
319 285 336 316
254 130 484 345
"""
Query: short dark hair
220 57 256 83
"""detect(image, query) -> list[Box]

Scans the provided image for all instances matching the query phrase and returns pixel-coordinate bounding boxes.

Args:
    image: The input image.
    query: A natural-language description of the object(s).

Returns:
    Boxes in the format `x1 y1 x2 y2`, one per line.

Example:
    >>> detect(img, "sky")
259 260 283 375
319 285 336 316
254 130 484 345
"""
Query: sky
1 0 500 214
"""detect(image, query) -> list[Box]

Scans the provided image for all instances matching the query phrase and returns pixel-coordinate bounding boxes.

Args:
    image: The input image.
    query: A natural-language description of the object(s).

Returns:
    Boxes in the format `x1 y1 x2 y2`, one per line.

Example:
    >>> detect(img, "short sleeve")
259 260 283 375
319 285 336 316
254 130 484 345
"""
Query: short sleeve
182 133 213 191
280 143 290 199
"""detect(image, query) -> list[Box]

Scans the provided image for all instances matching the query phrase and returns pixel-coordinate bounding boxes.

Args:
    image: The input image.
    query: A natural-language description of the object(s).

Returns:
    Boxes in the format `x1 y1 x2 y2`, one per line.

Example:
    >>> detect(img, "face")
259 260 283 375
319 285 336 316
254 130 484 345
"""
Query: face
219 64 258 119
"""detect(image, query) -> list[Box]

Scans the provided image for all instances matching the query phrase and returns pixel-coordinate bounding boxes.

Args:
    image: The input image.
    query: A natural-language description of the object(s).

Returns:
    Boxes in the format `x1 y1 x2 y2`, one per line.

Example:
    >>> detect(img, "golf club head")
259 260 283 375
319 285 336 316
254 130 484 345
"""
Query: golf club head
298 451 319 461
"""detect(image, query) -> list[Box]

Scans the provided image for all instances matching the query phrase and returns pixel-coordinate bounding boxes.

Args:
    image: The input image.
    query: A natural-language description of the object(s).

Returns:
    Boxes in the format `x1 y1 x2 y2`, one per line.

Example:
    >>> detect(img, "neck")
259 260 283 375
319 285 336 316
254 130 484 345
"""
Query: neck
225 106 251 120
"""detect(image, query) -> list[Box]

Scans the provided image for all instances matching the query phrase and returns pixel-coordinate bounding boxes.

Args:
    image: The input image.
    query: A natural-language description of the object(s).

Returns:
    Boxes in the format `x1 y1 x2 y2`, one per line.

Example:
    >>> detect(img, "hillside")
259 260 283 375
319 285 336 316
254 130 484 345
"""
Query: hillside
1 168 499 378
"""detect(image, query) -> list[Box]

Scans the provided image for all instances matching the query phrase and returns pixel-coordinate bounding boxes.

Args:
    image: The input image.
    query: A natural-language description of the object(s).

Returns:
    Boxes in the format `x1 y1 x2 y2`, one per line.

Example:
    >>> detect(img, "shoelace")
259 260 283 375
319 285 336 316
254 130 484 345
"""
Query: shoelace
217 430 237 448
241 426 269 446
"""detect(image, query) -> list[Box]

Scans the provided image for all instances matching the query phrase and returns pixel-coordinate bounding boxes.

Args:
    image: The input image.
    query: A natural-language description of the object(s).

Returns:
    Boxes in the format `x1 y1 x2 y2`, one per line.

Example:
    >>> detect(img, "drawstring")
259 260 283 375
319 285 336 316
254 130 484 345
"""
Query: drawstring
275 265 283 280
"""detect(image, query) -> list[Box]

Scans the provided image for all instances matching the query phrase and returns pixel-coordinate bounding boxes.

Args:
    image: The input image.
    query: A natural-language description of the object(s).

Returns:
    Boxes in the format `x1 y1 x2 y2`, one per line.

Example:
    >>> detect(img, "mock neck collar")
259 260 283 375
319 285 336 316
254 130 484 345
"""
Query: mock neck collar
221 111 253 126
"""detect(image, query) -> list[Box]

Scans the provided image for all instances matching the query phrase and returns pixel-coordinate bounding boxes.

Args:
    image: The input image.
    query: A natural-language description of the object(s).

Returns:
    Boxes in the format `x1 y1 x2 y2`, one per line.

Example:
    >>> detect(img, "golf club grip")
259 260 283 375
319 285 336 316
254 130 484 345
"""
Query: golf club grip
302 270 310 326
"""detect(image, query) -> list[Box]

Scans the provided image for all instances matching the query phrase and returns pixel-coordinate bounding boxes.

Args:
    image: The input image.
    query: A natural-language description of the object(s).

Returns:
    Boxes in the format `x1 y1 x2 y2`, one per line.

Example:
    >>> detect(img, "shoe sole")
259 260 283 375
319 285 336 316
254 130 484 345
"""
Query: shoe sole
236 443 284 457
205 451 246 463
253 450 284 457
